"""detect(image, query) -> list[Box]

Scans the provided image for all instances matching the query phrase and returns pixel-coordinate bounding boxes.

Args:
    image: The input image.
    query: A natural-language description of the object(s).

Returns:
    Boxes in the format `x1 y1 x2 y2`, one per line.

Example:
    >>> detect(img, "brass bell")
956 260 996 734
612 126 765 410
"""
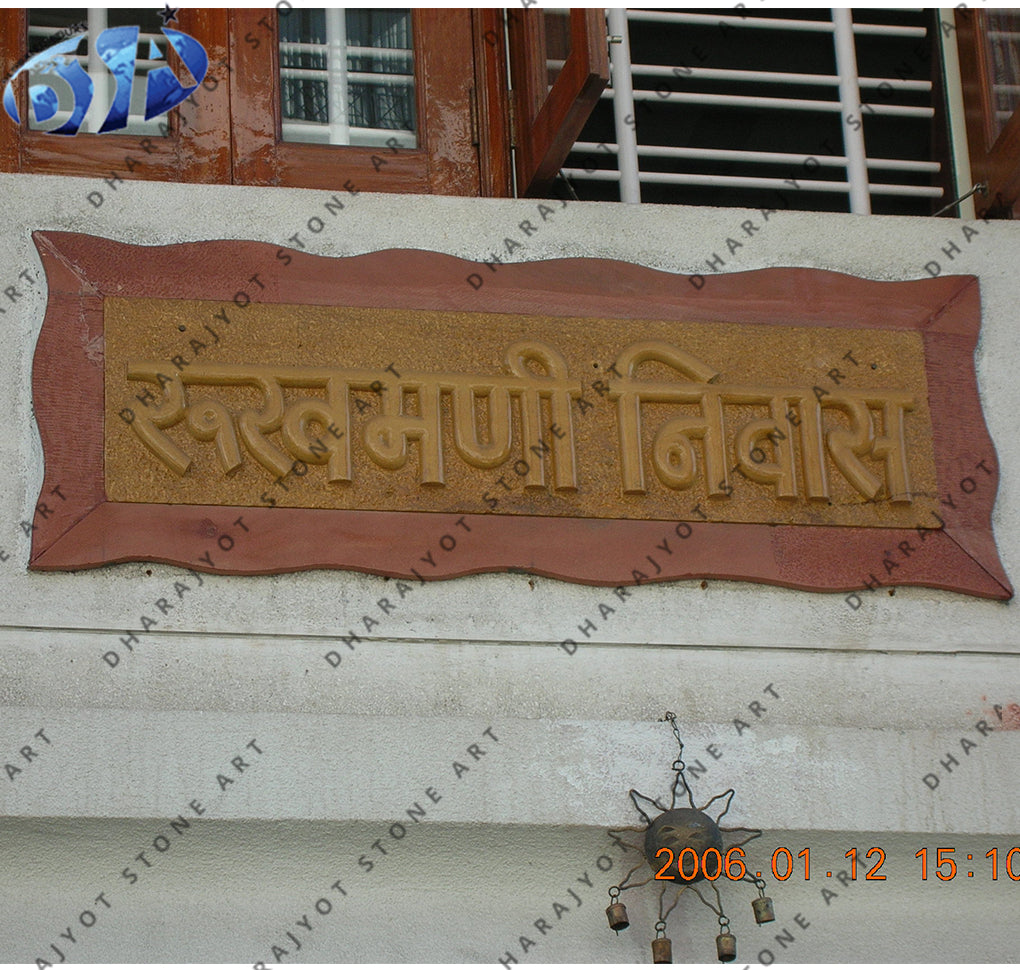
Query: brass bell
651 937 673 963
606 902 630 932
716 931 737 962
752 895 775 924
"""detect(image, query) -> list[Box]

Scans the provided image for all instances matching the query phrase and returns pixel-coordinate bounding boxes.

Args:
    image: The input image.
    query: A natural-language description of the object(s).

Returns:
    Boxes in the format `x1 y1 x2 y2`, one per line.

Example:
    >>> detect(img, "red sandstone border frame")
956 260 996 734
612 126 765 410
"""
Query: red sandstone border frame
27 231 1012 599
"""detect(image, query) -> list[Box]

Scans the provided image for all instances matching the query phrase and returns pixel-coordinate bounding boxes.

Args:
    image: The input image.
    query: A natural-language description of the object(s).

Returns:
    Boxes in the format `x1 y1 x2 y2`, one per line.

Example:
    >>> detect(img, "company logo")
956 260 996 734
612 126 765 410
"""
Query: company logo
3 25 208 135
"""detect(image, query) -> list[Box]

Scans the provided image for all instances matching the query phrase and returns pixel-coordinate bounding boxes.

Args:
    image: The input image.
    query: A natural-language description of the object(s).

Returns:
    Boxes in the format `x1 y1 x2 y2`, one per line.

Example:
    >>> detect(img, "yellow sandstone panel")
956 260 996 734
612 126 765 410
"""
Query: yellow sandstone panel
103 297 937 528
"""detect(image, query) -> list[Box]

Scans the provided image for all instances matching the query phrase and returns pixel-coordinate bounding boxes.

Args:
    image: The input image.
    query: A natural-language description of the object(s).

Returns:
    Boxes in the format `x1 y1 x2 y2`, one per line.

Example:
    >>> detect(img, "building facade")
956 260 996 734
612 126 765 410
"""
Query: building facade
1 6 1019 966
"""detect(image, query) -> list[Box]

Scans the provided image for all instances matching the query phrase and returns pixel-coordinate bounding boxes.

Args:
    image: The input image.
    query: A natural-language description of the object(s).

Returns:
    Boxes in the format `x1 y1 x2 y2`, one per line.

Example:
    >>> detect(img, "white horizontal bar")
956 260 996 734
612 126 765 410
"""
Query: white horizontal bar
27 25 85 36
562 167 944 197
30 108 159 128
851 21 930 37
629 64 931 92
863 102 936 118
279 40 327 54
282 120 415 139
337 70 413 85
38 54 162 70
281 67 412 84
345 45 412 59
618 89 934 117
625 10 927 37
28 26 165 44
573 142 941 173
280 41 411 59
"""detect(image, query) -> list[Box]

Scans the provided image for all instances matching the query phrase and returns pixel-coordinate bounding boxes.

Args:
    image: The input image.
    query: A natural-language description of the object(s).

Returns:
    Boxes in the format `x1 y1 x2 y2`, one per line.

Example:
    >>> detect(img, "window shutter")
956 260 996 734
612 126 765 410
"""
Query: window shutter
956 9 1020 217
508 8 609 196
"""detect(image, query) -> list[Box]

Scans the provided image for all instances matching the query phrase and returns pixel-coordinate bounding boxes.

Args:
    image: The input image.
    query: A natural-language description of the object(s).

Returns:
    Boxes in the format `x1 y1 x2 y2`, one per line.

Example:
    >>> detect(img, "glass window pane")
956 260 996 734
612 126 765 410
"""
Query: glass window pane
985 11 1020 142
25 8 174 136
279 8 417 148
544 10 571 93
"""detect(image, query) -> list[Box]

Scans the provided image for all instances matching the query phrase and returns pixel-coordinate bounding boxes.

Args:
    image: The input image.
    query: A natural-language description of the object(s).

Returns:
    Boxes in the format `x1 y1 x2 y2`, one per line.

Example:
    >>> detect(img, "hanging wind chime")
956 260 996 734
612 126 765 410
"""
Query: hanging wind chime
605 712 776 964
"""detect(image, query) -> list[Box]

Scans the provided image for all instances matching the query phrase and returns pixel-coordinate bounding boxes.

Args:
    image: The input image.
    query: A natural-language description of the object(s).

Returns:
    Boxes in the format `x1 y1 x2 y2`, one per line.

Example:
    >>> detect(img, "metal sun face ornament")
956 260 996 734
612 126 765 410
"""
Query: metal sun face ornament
605 712 776 964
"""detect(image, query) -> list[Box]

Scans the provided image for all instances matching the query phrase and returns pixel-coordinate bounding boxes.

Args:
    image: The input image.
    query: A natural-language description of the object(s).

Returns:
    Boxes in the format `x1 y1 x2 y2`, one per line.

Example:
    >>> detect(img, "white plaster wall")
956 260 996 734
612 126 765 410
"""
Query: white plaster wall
0 172 1018 964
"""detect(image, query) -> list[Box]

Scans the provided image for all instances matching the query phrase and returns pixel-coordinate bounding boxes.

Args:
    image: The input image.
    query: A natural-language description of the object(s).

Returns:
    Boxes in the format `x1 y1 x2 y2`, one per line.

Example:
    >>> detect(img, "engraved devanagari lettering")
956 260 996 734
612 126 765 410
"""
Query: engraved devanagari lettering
608 342 916 504
120 339 919 509
121 341 584 491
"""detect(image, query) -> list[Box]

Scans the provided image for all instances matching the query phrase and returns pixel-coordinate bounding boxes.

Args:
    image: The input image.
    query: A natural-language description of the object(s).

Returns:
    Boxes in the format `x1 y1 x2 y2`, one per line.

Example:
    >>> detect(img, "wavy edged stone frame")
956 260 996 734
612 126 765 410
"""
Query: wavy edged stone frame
28 231 1012 600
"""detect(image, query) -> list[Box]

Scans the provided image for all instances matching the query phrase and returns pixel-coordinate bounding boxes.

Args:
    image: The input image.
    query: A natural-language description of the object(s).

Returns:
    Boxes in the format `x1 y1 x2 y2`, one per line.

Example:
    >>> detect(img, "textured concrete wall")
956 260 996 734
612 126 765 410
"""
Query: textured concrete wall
0 172 1018 965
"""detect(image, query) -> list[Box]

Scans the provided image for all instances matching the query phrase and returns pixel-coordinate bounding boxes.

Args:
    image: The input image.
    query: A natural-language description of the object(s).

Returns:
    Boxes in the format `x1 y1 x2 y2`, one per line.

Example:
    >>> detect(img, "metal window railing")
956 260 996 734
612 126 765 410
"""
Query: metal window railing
566 8 945 213
626 10 927 36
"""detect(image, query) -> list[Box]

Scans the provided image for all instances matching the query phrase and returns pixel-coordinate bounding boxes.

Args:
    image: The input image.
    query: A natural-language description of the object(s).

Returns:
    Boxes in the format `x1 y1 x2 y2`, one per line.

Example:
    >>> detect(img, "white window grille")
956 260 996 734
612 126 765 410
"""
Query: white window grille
565 8 949 215
26 8 169 136
279 8 417 149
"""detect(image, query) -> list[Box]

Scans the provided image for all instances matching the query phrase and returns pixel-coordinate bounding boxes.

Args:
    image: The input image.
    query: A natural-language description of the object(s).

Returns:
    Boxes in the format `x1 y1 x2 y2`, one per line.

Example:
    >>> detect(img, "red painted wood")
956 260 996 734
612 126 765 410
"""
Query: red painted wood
508 9 610 196
28 233 1012 599
956 9 1020 215
1 10 231 183
229 9 479 195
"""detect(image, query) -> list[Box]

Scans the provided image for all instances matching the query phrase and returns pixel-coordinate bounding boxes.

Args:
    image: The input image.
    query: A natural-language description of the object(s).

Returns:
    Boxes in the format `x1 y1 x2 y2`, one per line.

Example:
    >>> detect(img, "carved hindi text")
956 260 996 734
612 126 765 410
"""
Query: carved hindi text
104 298 938 528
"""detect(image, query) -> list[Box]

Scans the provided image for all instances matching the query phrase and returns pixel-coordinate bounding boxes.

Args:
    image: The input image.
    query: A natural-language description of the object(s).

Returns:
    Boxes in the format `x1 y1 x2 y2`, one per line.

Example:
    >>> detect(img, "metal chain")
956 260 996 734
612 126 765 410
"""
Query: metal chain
661 711 685 768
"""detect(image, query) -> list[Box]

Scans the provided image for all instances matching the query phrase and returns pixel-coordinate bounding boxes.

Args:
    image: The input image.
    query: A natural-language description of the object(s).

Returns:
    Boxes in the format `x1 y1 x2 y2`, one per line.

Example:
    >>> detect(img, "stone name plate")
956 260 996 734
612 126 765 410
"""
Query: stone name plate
104 299 940 528
29 232 1011 599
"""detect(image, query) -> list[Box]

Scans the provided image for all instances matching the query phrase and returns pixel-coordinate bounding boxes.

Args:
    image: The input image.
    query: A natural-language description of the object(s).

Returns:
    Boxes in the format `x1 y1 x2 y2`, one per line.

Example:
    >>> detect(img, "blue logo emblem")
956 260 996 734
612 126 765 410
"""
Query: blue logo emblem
3 26 208 135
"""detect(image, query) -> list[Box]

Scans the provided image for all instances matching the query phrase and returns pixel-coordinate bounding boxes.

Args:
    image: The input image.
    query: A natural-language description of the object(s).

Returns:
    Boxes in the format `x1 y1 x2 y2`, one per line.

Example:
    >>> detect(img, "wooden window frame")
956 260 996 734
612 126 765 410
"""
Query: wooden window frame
229 9 485 195
956 9 1020 218
0 8 606 200
0 8 232 183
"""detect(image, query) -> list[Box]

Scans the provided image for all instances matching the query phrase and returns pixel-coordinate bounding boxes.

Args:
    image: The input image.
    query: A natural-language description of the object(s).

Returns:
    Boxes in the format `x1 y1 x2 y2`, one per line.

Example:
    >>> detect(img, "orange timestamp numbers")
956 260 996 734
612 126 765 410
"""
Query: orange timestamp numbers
652 845 1020 882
